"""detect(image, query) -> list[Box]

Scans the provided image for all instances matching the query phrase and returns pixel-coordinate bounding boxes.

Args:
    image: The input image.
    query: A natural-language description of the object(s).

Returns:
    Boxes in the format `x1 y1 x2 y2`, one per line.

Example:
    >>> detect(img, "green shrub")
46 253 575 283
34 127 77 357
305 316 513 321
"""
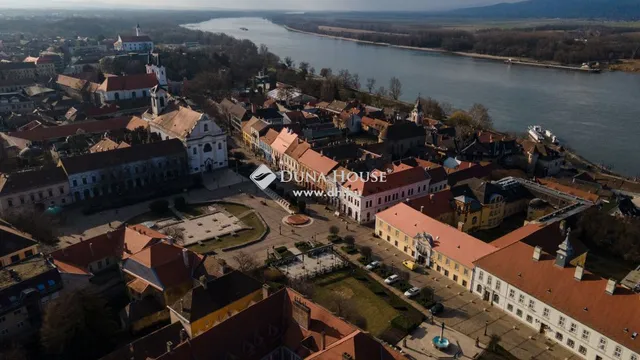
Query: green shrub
390 315 419 333
328 234 342 243
357 256 369 265
149 199 169 214
341 245 358 254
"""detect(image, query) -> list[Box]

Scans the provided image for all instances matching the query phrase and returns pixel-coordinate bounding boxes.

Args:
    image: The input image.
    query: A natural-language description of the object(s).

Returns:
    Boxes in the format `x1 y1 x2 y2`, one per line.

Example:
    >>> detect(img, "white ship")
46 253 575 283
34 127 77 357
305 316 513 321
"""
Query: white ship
528 125 560 145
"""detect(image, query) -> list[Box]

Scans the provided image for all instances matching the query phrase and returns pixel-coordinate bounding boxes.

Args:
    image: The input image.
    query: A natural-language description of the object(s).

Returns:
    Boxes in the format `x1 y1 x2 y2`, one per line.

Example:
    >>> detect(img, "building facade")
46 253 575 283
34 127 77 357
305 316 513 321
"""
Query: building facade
0 167 71 215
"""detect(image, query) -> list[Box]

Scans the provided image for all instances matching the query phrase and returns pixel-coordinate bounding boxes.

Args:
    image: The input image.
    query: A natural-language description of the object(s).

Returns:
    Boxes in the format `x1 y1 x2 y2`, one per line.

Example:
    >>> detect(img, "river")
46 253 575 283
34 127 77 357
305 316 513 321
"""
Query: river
185 17 640 176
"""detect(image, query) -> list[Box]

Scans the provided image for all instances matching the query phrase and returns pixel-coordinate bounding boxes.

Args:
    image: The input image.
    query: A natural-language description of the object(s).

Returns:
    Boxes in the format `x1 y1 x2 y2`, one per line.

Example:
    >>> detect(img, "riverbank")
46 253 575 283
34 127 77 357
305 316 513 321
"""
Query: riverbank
283 25 602 73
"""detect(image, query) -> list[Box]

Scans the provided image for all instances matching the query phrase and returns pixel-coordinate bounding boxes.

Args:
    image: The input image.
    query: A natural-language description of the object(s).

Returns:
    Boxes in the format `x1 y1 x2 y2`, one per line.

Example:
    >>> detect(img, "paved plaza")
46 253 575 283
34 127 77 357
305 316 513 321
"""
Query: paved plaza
178 210 247 246
400 321 484 360
277 247 347 279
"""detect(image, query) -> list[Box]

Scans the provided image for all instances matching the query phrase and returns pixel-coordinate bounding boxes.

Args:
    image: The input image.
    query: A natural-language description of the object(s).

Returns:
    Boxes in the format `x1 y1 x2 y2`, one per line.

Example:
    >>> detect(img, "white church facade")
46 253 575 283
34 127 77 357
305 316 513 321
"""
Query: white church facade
142 86 228 174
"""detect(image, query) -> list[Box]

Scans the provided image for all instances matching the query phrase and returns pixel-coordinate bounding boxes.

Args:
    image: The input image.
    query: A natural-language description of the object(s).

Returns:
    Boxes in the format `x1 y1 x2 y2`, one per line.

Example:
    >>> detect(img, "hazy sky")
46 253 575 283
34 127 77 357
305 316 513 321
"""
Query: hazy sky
0 0 523 11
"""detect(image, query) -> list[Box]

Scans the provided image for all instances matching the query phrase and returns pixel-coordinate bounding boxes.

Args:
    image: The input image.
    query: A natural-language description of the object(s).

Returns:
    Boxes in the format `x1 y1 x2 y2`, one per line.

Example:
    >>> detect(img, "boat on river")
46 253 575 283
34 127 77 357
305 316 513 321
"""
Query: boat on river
528 125 560 144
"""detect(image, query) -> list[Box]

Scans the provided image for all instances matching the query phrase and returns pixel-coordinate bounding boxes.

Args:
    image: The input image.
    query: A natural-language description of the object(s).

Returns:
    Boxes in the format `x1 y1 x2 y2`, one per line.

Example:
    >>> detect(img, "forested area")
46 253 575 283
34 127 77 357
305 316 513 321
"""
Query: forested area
273 16 640 65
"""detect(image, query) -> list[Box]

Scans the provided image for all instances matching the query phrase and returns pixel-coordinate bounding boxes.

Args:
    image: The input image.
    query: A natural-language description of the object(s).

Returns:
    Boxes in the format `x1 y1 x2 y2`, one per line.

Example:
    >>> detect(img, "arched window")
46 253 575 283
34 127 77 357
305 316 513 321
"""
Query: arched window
476 284 483 293
142 90 147 97
492 293 500 304
131 91 136 99
83 189 91 199
203 143 212 153
114 92 120 101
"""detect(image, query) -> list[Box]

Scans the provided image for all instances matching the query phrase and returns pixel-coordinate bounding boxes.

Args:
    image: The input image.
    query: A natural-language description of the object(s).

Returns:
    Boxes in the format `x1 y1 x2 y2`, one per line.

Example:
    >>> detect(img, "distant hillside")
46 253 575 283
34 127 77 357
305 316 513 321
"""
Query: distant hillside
447 0 640 20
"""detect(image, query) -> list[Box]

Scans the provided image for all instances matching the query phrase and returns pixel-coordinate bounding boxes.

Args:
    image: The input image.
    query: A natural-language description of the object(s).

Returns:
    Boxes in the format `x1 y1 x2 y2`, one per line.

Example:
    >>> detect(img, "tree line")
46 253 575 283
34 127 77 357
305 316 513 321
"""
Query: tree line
273 17 640 65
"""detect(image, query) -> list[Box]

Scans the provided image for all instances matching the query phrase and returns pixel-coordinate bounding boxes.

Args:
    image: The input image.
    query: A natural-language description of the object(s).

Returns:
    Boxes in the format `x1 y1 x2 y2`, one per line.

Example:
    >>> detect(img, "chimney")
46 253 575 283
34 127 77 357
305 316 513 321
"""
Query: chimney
320 330 326 350
89 243 94 256
574 265 584 281
182 248 189 267
166 341 174 353
420 206 424 213
262 283 270 299
532 246 542 261
167 236 174 245
605 278 617 295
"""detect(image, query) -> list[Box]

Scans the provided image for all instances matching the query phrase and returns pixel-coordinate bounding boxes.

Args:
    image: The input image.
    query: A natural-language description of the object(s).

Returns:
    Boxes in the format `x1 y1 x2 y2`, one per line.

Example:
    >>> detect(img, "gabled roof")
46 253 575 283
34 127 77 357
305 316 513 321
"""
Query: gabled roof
0 167 68 196
383 121 425 141
270 128 298 156
100 322 184 360
326 100 349 113
122 242 203 291
342 166 428 197
89 138 119 153
59 139 184 175
51 226 164 275
299 150 339 176
476 225 640 354
97 73 158 92
537 178 600 203
377 203 498 268
149 106 211 140
118 35 152 43
0 220 38 258
260 128 280 146
284 138 311 160
56 74 90 91
406 190 455 219
8 117 132 142
126 116 148 131
168 271 262 322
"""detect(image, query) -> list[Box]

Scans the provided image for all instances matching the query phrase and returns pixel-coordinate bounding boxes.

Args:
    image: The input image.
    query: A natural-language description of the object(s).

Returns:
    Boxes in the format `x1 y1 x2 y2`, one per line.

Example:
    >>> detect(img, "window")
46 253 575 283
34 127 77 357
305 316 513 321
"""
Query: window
555 332 564 341
509 289 515 299
516 309 523 317
92 175 97 183
73 180 77 187
567 339 575 348
577 346 588 356
462 280 467 287
598 338 607 351
10 255 19 263
507 304 513 312
569 323 577 333
614 346 622 358
476 284 482 293
582 330 590 341
464 269 469 276
495 280 501 291
453 275 458 282
204 124 209 132
454 263 459 271
48 189 53 197
218 143 222 150
437 254 442 261
543 308 550 318
558 316 566 327
631 355 638 360
492 293 499 304
47 280 55 286
526 315 533 323
528 299 535 310
203 143 212 153
82 178 87 185
445 258 450 265
192 147 197 155
7 199 12 207
518 294 525 304
487 275 492 286
478 271 484 281
25 250 33 257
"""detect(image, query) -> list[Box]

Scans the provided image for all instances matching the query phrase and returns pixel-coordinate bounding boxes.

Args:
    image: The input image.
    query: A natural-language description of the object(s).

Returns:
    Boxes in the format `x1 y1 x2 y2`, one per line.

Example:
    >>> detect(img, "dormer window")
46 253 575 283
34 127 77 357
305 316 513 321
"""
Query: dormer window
204 124 209 132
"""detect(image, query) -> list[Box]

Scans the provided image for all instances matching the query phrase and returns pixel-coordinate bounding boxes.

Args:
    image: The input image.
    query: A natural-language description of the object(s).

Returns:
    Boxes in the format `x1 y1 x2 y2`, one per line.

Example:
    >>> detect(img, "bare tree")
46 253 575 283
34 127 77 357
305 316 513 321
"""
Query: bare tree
389 77 402 100
232 251 258 273
298 61 309 74
375 86 387 97
290 278 315 297
320 67 332 78
366 77 376 93
309 67 316 76
469 103 493 130
284 56 295 68
352 73 360 90
163 226 185 245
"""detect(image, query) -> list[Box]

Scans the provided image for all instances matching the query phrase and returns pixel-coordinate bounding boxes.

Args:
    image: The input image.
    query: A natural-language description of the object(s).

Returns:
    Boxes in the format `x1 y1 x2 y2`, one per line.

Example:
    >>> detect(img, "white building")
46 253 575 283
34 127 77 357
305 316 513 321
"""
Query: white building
114 25 154 52
339 165 431 223
472 223 640 360
95 73 158 104
143 86 228 174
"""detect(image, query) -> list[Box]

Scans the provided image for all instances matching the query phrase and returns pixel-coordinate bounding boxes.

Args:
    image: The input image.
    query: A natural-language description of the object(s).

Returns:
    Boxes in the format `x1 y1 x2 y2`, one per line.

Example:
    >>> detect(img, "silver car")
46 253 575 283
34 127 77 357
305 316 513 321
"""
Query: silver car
365 261 381 270
384 274 400 284
404 287 421 298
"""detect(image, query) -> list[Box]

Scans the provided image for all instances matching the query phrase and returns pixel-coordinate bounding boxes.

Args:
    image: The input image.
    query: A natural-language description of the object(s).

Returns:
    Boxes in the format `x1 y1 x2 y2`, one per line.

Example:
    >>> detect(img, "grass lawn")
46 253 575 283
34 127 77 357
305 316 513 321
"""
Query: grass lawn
312 271 399 338
187 212 266 254
220 203 250 217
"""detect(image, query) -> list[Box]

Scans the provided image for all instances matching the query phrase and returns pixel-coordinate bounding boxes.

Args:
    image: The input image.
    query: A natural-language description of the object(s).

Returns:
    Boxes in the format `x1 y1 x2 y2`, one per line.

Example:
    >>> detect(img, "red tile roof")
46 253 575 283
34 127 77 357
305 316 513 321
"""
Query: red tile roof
406 190 455 219
260 128 280 146
97 73 158 92
537 178 600 203
377 203 498 268
8 117 132 142
476 228 640 354
299 150 338 176
51 226 163 275
118 35 152 43
342 166 428 197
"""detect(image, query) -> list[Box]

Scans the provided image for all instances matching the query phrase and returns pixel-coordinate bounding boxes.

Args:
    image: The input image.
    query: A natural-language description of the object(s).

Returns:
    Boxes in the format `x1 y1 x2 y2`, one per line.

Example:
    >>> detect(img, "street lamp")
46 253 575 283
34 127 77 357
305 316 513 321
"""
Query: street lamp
484 320 489 336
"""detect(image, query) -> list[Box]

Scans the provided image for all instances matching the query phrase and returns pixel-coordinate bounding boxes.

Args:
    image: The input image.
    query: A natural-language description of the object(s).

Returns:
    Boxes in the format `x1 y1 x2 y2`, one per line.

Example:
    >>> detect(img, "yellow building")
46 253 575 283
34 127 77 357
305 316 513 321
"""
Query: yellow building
0 220 39 267
168 271 266 337
376 203 498 290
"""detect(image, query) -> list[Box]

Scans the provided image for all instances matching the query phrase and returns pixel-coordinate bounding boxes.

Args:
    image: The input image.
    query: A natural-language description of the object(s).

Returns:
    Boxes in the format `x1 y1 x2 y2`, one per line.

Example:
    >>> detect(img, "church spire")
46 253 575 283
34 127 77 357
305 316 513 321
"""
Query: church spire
136 23 141 37
555 227 574 268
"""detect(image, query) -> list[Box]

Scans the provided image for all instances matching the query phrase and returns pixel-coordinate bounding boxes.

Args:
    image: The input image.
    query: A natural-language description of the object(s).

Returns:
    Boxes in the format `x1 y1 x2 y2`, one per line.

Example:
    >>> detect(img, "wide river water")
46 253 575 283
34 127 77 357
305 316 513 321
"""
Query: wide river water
186 17 640 176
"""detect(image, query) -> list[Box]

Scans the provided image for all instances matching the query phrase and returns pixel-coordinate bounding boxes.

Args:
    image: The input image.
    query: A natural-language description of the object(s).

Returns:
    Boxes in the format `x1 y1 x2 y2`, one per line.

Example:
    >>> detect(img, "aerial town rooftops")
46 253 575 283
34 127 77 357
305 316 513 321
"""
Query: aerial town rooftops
475 224 640 354
118 35 153 43
342 165 428 196
168 271 263 322
298 149 339 176
59 138 185 175
97 73 158 92
0 62 36 70
0 255 60 309
148 105 215 140
378 203 498 268
7 116 132 142
0 167 68 197
260 128 280 146
0 220 38 258
406 190 456 219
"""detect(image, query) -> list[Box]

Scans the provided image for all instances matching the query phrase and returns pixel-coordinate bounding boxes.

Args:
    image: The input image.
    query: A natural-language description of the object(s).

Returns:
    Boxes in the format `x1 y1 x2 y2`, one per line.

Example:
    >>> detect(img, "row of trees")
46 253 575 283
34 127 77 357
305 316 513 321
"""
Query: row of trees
275 17 640 65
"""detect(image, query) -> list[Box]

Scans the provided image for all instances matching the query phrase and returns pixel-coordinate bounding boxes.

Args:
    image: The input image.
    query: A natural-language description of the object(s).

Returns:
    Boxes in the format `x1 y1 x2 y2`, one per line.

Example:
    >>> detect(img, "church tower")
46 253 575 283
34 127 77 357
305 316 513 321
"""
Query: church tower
555 228 574 268
136 23 142 36
150 85 167 116
146 53 167 87
410 96 424 127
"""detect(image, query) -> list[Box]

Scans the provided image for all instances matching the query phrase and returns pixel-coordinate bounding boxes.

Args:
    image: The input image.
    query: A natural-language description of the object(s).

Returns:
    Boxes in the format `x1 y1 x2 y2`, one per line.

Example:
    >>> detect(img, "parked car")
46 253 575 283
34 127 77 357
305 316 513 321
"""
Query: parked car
365 261 381 270
402 260 418 271
430 303 444 315
404 287 421 298
384 274 400 284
